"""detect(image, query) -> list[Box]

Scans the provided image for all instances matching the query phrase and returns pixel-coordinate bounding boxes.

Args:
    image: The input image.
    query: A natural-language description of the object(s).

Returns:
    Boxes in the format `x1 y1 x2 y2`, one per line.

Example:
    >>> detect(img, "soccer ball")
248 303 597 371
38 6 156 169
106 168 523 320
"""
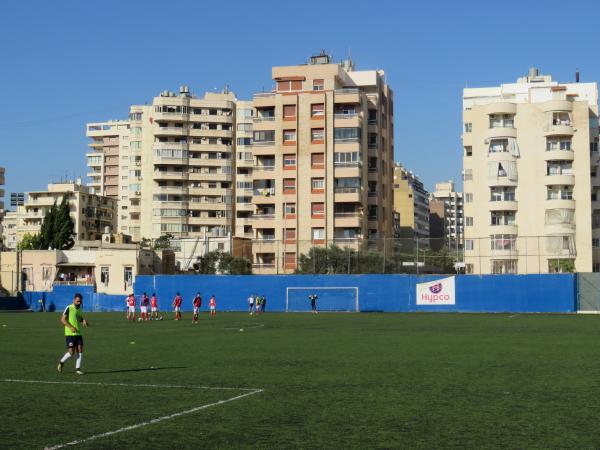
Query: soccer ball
159 316 164 321
137 317 142 322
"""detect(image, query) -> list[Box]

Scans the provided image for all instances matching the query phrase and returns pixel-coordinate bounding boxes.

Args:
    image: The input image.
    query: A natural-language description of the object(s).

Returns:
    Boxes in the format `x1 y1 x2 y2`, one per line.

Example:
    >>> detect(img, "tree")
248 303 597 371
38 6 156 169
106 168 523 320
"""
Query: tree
193 250 252 275
154 233 174 250
38 201 57 249
17 233 41 251
139 237 152 249
51 195 75 249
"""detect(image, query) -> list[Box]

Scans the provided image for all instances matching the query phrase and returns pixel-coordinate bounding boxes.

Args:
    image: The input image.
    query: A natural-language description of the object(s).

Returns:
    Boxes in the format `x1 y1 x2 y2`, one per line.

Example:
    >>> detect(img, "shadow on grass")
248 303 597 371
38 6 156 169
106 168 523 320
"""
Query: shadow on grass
85 366 187 375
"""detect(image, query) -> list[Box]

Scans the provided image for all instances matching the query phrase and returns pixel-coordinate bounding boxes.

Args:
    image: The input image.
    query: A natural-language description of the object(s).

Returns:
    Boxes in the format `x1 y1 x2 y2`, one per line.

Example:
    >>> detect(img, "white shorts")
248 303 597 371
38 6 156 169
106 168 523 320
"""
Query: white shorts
140 306 147 313
128 306 135 313
174 306 180 312
193 307 199 314
210 306 215 311
151 307 158 312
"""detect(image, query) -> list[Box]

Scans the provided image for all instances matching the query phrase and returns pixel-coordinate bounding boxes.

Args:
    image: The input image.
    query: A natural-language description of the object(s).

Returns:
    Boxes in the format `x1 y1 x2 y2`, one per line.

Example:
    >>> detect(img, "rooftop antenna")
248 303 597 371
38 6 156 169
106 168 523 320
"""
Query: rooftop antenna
576 68 580 83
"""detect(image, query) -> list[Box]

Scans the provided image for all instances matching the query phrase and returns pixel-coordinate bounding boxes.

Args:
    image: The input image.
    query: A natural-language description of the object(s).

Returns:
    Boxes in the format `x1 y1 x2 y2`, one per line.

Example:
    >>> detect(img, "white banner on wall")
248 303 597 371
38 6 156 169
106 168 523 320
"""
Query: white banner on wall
416 276 456 305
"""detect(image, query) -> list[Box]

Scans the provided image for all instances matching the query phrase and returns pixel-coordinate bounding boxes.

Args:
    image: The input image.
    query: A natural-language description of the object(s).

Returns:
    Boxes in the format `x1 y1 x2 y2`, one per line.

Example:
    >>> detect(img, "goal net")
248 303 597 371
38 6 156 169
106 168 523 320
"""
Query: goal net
285 287 359 312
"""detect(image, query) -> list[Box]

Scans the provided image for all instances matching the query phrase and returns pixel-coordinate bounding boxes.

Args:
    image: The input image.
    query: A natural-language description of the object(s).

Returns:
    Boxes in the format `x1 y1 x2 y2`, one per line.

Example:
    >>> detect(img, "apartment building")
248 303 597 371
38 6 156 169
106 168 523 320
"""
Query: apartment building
429 180 463 251
12 182 117 245
463 68 599 274
393 163 430 242
86 121 132 234
0 167 5 246
1 211 17 249
251 53 394 273
234 101 254 239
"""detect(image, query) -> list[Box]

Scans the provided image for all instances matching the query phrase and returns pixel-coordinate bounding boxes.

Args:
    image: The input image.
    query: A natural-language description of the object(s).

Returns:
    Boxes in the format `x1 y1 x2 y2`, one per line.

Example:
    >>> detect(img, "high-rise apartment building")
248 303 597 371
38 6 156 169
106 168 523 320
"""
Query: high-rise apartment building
250 53 394 273
429 180 463 250
462 68 599 274
86 120 132 235
12 182 117 244
0 167 5 248
234 101 254 239
393 163 430 242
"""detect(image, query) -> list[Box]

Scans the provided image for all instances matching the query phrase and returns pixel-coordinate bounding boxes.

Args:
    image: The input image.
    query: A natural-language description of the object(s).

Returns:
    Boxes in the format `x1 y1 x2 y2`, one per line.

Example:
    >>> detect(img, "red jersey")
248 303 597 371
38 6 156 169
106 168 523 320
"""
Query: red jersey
173 295 182 307
127 296 135 307
151 296 158 308
193 296 202 307
209 297 216 307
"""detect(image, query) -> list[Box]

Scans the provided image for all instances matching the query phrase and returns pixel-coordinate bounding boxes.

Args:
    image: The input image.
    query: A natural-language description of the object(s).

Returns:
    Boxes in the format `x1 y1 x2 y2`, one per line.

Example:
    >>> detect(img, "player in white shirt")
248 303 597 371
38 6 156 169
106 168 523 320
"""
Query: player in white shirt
248 294 255 315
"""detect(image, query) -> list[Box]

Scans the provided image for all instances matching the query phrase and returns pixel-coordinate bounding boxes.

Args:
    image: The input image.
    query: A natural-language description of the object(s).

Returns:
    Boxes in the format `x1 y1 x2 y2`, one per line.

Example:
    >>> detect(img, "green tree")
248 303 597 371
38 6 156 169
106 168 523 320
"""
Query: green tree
38 201 57 249
17 233 41 250
154 233 174 250
51 195 75 250
193 250 252 275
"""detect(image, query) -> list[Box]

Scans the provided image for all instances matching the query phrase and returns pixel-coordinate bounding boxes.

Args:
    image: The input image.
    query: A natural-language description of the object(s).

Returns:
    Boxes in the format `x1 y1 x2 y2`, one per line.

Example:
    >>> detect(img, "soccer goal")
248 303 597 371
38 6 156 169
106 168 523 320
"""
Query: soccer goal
285 287 359 312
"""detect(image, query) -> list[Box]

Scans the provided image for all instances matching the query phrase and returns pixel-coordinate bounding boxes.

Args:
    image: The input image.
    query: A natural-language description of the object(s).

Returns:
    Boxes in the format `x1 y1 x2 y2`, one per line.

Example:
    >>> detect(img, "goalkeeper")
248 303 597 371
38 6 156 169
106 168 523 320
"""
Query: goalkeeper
309 293 318 314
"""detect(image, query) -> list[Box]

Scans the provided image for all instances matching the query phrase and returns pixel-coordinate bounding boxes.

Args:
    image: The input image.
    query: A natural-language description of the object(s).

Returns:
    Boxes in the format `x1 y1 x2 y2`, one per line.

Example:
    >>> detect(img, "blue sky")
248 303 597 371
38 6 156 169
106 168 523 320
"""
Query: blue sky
1 0 598 208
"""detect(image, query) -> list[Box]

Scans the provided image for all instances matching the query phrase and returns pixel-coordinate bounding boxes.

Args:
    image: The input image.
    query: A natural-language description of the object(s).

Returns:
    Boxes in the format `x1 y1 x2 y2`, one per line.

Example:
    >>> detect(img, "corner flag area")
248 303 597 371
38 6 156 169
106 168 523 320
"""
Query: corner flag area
1 312 600 448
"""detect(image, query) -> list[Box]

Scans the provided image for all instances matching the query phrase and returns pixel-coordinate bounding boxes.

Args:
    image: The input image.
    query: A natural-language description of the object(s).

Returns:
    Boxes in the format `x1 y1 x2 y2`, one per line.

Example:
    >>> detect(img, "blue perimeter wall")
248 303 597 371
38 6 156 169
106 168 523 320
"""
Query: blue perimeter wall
22 274 577 313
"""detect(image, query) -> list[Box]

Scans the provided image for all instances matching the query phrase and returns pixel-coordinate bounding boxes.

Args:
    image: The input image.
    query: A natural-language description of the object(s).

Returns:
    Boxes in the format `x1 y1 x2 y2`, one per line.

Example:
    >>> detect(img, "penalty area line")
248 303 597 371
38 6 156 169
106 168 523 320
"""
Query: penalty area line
43 388 263 450
1 378 258 391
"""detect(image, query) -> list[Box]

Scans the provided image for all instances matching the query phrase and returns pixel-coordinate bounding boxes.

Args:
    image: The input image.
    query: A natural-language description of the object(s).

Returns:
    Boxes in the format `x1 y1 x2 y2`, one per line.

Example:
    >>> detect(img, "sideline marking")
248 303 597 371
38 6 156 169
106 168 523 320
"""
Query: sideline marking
1 378 258 391
0 379 263 449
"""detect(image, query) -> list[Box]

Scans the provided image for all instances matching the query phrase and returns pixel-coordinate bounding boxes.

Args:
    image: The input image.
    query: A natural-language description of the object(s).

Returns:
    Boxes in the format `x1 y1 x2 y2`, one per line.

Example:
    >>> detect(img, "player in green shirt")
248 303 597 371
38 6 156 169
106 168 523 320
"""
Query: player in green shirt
57 293 89 375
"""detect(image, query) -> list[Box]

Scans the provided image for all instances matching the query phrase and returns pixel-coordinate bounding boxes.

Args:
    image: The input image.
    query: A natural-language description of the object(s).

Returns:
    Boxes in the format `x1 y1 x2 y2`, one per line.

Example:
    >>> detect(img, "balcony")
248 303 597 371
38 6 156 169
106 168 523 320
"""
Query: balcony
485 127 517 140
334 88 360 104
152 111 188 122
252 116 276 123
545 173 575 185
542 100 573 113
154 171 188 180
253 93 276 108
546 198 576 210
154 126 187 136
544 149 574 161
482 102 517 115
334 187 362 202
487 176 518 188
544 123 574 137
334 212 363 228
188 128 233 138
489 224 518 235
488 200 518 211
334 163 362 178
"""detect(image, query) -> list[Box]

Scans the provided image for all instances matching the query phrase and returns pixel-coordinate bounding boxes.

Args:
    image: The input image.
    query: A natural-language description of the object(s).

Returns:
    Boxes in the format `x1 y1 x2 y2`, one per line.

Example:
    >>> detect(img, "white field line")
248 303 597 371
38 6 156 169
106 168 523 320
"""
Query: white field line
1 378 258 391
0 380 262 449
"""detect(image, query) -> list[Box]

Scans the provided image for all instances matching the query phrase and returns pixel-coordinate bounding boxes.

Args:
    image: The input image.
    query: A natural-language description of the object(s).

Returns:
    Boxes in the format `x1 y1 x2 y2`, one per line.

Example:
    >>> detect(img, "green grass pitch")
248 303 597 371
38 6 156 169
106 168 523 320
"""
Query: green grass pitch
1 311 600 449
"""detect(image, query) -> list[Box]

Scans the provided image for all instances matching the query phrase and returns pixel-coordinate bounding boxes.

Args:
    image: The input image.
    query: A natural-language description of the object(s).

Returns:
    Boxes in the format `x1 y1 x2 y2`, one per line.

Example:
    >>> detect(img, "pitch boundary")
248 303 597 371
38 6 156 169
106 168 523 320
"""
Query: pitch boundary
0 379 263 449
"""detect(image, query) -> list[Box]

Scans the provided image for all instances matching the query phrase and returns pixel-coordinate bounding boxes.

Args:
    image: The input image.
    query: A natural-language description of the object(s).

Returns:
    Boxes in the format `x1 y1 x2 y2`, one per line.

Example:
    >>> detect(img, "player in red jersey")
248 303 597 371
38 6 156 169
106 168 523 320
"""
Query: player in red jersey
126 293 136 321
140 292 150 321
150 293 159 320
172 292 183 321
192 293 202 324
209 295 216 318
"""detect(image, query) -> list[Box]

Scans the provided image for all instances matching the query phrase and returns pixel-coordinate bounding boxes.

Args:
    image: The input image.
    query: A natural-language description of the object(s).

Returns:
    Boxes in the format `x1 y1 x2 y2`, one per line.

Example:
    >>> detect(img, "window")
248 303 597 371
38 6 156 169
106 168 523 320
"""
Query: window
283 104 297 119
124 267 133 288
491 211 516 226
238 108 253 118
283 154 296 169
311 178 325 192
311 202 324 217
277 80 303 91
489 138 509 153
490 187 515 201
237 137 253 146
465 193 473 203
547 137 572 151
465 240 474 251
465 217 473 227
284 203 296 217
334 152 359 166
311 153 324 168
489 114 514 128
253 130 275 144
368 133 378 148
311 128 325 143
491 235 517 251
284 252 296 268
237 123 252 132
463 169 472 181
591 142 599 153
464 123 472 133
492 260 517 274
368 109 377 124
283 178 296 194
283 130 297 143
311 103 325 118
334 127 361 142
313 79 324 91
100 267 110 286
284 228 296 242
312 228 325 241
593 238 600 248
465 146 472 157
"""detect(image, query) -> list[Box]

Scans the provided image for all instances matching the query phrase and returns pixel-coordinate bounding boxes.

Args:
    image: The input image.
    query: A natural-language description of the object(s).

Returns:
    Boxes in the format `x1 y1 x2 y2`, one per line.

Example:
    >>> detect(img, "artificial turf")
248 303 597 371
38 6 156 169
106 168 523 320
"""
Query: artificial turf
1 311 600 449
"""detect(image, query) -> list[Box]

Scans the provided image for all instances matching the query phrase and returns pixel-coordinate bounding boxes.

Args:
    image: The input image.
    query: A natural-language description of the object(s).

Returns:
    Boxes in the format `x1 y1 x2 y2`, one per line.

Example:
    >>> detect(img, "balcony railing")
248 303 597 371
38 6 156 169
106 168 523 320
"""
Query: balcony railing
334 113 358 119
253 140 275 146
253 188 276 196
252 214 275 220
253 164 275 171
253 116 276 122
334 187 361 194
335 88 360 94
334 212 362 217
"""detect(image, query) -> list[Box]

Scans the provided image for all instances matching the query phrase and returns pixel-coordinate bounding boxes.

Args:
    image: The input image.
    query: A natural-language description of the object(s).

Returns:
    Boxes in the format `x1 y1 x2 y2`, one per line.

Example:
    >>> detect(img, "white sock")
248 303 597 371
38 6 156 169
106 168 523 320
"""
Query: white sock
60 352 72 363
76 353 83 369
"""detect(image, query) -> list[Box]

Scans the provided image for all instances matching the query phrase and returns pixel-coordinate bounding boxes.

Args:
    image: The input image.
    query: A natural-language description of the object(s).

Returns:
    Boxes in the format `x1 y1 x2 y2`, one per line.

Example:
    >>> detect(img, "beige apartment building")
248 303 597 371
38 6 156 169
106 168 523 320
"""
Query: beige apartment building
429 180 463 251
1 210 17 249
463 68 599 274
0 167 5 246
251 53 394 273
393 163 430 242
11 182 117 246
234 101 254 239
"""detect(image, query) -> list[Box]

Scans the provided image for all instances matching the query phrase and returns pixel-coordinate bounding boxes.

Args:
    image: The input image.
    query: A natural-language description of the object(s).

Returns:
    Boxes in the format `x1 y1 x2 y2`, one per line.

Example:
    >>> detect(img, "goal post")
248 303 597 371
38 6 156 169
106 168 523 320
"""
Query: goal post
285 287 359 312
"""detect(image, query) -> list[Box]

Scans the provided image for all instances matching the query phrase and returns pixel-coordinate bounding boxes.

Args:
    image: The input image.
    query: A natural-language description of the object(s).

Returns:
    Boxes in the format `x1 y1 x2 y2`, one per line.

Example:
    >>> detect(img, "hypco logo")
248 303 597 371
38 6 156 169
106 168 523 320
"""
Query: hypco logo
429 283 442 294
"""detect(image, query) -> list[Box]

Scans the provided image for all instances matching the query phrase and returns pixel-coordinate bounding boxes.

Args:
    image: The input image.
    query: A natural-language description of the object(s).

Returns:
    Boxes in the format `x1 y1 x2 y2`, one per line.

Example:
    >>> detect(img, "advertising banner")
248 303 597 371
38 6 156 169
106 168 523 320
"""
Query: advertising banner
416 276 456 305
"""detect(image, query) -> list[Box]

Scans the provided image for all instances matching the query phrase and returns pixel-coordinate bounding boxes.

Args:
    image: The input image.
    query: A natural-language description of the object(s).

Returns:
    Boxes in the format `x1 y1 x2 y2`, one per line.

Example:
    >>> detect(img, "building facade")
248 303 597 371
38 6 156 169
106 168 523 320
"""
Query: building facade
234 101 254 239
393 163 430 242
251 54 394 273
12 182 117 245
429 180 463 251
462 68 598 274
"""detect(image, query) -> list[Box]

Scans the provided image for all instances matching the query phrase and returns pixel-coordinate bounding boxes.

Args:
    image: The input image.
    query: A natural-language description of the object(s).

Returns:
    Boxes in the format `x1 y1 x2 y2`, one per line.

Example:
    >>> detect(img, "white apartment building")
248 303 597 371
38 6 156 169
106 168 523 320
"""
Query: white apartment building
463 68 599 274
234 101 254 239
429 181 463 250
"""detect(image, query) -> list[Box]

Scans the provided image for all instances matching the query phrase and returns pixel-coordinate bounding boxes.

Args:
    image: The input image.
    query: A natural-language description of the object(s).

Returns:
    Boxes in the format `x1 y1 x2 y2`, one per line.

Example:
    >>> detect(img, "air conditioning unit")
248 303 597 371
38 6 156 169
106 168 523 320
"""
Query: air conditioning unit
135 191 141 195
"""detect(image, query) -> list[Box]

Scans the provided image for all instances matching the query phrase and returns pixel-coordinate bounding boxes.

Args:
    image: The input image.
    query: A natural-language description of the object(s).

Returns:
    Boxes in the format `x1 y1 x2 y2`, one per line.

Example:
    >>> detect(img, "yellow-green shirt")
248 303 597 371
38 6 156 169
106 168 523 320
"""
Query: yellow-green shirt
63 304 83 336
